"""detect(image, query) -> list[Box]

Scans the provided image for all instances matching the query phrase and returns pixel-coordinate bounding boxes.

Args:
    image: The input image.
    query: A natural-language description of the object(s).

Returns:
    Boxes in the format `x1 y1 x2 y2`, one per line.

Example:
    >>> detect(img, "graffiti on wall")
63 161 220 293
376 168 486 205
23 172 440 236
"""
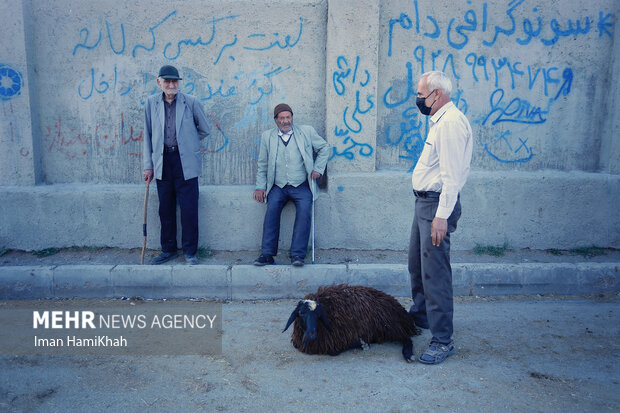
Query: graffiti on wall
46 8 312 182
0 64 23 101
330 56 375 161
381 0 612 170
44 113 143 159
73 12 303 62
0 64 31 159
73 11 302 105
388 0 613 53
25 1 617 179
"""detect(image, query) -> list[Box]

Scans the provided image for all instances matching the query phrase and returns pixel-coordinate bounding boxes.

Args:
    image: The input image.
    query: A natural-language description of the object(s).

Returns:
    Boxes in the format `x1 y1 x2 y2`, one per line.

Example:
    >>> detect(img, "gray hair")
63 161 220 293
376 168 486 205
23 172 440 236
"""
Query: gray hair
423 71 452 96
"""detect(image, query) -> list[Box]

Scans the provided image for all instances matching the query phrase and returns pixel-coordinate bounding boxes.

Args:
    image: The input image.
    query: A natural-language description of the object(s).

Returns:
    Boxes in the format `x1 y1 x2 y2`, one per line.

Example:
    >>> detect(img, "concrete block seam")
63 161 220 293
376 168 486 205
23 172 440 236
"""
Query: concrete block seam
227 265 232 301
51 265 114 299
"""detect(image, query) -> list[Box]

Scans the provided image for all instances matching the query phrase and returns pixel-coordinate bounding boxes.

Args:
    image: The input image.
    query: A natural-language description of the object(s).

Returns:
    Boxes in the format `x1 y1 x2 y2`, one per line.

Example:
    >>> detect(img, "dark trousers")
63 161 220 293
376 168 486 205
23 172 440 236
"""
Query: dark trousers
156 151 199 256
261 181 312 259
408 195 461 344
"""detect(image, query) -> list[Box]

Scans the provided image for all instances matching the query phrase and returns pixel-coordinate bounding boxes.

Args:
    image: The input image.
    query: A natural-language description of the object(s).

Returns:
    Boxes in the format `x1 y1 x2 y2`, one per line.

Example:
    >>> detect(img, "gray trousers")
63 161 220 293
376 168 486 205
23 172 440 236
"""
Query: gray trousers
408 195 461 344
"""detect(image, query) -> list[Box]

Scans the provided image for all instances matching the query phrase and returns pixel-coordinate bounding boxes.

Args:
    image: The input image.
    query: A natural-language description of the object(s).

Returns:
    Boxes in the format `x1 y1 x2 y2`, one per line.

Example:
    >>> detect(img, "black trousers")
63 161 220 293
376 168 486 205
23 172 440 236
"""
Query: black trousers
408 195 461 344
156 151 199 256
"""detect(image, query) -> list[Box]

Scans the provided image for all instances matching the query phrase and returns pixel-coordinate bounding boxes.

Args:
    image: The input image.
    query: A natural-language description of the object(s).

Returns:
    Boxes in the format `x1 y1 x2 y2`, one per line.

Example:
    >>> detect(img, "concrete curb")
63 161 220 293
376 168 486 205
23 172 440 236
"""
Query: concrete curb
1 262 618 300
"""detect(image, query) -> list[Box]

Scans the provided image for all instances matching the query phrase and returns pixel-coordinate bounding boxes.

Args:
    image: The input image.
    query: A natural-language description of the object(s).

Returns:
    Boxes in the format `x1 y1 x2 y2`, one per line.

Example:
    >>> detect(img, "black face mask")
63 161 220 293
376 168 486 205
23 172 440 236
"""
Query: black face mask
416 90 436 116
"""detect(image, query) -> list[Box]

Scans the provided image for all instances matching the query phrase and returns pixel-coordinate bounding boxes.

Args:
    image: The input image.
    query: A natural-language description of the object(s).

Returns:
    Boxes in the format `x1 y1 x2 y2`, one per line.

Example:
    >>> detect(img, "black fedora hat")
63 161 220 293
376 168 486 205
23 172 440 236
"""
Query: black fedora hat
158 65 182 80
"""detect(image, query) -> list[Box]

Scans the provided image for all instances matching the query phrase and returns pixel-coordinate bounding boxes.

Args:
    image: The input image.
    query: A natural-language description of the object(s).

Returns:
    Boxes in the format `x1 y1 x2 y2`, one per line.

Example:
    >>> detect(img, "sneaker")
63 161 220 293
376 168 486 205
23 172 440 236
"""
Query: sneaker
253 254 274 266
185 254 199 265
418 341 455 365
150 251 178 265
291 257 304 267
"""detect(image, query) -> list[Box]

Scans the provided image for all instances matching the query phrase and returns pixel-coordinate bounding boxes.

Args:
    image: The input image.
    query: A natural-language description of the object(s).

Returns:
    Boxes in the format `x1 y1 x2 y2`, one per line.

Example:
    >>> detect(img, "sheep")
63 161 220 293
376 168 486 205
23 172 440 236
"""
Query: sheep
282 284 420 362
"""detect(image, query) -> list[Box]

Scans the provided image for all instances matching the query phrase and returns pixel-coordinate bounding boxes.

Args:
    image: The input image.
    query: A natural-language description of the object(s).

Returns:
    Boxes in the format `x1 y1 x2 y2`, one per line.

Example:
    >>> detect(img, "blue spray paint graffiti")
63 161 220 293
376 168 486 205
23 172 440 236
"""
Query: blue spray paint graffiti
77 65 132 100
66 8 312 181
479 67 572 163
483 130 534 164
384 106 425 172
162 15 239 61
0 65 23 101
330 56 374 161
383 55 572 165
72 11 304 65
388 0 614 53
132 11 177 57
243 17 304 51
383 0 597 167
382 60 469 171
72 11 303 108
203 115 229 154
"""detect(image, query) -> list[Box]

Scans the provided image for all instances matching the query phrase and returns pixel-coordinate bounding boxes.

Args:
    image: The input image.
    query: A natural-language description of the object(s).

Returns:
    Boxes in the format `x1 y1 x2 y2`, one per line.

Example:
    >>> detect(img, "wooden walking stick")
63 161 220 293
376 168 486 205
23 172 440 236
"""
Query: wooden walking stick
140 181 150 264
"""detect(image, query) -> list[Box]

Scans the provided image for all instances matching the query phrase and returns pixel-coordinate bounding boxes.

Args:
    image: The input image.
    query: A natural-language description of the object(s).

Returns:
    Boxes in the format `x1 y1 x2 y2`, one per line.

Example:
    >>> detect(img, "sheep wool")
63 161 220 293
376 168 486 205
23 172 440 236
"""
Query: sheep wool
290 284 419 356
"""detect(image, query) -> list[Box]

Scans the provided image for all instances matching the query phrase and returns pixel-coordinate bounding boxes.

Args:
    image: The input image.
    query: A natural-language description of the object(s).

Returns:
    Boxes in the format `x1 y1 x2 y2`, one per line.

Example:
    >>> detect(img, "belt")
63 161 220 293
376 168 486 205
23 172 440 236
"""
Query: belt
413 190 440 198
164 145 178 153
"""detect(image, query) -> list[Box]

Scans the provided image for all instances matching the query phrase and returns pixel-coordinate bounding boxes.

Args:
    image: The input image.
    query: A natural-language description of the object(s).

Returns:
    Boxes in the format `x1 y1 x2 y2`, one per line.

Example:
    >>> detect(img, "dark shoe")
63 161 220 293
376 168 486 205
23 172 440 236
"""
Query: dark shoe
185 254 199 265
253 254 274 266
418 341 455 365
150 251 178 265
291 257 304 267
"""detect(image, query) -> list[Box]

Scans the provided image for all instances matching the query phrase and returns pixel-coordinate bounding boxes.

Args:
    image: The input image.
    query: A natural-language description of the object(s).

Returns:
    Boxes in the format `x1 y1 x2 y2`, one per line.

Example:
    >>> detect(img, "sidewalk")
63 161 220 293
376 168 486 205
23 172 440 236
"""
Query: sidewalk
1 248 619 299
1 296 618 412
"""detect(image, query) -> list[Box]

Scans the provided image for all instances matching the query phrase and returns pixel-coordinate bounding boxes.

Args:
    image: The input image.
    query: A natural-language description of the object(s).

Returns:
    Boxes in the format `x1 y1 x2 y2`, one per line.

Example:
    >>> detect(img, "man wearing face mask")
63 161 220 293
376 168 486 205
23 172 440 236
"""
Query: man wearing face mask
253 103 329 267
408 71 473 364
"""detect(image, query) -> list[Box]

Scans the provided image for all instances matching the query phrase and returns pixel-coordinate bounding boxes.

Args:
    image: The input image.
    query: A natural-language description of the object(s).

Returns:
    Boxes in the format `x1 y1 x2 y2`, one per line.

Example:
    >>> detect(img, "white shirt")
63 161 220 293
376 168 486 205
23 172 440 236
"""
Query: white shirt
411 101 473 219
278 129 293 143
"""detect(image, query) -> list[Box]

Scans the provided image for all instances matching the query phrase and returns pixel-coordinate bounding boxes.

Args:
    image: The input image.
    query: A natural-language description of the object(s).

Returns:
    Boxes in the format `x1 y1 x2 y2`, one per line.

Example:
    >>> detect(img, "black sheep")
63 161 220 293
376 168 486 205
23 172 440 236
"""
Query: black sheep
283 284 420 362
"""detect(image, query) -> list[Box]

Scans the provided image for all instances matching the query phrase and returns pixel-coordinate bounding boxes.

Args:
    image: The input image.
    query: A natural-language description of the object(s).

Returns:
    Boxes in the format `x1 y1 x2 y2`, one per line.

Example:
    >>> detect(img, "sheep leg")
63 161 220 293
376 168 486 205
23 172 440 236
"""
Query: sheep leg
358 339 370 350
348 339 369 350
402 338 415 363
327 339 369 356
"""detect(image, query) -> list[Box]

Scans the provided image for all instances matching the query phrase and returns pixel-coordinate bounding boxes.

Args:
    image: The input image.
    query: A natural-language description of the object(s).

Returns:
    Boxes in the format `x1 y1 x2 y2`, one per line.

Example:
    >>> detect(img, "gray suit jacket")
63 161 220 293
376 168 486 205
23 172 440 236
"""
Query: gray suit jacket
255 124 329 201
143 92 210 180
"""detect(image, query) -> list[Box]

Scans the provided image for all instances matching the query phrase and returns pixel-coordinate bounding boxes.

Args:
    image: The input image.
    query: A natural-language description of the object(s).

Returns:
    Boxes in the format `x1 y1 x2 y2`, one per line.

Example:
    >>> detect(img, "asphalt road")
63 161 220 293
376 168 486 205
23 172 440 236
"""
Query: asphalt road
1 295 618 412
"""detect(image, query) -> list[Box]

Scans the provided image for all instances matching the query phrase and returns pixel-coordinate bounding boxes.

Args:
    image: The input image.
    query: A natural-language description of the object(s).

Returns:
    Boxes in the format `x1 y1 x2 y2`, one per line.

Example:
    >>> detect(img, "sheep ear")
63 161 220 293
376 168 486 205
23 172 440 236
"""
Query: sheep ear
282 302 301 333
316 304 332 332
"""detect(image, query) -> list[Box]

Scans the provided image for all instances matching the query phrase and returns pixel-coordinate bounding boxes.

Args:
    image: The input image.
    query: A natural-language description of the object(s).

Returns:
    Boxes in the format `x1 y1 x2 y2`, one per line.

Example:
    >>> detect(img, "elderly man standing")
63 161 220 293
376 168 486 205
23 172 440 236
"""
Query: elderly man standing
253 103 329 267
143 65 210 265
408 71 473 364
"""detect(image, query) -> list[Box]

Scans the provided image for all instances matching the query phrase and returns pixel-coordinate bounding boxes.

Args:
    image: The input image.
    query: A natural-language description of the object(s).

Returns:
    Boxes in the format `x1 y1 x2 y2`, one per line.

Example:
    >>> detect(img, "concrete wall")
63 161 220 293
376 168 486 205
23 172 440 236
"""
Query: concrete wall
2 170 618 251
26 0 327 185
0 0 41 185
1 0 619 252
376 0 618 173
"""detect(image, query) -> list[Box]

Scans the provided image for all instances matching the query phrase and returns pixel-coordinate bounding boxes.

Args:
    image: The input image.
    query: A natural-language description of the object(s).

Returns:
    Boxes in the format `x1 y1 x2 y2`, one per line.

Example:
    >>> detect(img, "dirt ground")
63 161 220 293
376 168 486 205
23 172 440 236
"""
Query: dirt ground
1 295 618 412
2 247 619 266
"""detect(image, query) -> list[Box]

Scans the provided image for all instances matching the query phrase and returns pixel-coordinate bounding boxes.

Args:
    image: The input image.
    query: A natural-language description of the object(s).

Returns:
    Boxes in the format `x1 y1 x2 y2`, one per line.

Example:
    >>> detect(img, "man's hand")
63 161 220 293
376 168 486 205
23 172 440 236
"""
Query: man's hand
431 217 448 247
143 169 154 185
311 171 322 180
253 189 266 203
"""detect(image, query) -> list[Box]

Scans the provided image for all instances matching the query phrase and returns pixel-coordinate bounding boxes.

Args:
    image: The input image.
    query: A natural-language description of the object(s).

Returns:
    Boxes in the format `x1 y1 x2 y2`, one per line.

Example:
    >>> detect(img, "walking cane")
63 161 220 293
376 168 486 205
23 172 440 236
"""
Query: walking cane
311 179 316 264
140 180 150 264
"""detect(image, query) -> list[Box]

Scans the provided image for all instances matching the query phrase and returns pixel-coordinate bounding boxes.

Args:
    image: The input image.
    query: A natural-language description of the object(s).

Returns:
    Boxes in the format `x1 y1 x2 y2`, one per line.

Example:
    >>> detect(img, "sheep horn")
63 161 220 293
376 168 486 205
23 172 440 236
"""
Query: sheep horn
282 302 301 333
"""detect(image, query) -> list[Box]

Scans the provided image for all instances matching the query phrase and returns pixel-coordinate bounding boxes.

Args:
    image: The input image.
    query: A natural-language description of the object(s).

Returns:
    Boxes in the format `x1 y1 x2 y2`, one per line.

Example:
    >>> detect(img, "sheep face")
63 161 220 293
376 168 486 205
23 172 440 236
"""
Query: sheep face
283 300 332 348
